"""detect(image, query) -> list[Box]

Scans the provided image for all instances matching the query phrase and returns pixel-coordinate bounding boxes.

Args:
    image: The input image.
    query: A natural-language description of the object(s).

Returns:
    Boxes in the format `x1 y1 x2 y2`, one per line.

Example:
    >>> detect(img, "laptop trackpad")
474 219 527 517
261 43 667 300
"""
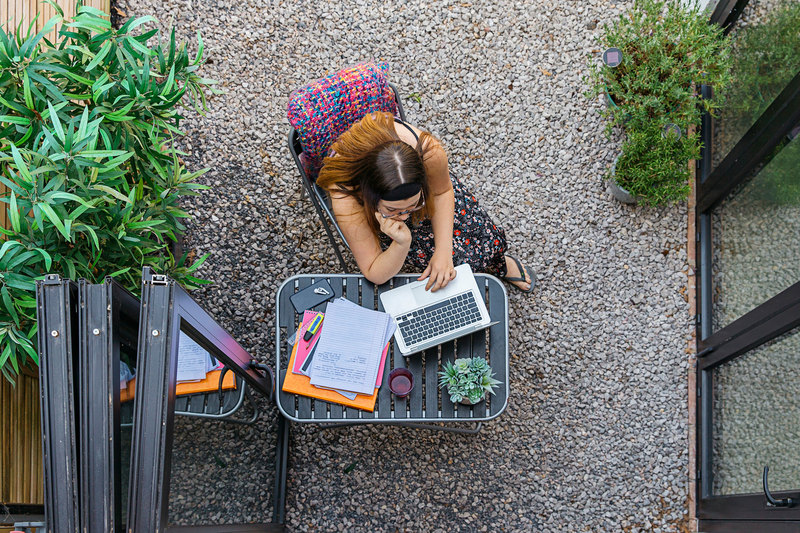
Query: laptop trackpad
411 279 459 306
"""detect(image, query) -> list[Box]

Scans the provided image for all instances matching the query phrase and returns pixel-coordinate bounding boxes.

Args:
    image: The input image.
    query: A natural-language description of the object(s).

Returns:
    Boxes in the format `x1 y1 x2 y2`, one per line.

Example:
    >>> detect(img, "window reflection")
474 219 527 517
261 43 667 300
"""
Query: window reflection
712 327 800 495
711 0 800 170
711 132 800 330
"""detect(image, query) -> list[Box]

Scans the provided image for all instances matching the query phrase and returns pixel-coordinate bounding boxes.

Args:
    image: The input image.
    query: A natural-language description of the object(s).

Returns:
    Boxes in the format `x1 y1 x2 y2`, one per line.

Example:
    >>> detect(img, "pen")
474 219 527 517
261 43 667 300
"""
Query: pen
301 338 320 373
303 313 324 344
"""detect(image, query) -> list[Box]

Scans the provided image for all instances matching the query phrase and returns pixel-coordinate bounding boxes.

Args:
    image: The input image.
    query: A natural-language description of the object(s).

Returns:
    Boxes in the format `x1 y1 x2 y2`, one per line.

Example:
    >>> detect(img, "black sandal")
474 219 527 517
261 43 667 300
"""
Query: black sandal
503 255 535 293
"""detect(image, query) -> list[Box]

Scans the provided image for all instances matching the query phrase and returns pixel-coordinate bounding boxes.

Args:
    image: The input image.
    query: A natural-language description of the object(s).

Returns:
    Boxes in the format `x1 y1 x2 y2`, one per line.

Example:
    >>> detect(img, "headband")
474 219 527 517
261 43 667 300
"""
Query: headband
380 182 422 201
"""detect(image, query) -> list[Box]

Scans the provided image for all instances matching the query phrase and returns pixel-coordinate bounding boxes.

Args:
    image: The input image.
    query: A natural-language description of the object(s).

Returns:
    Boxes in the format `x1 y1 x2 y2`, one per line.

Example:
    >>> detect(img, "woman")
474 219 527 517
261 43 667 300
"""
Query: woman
316 111 533 293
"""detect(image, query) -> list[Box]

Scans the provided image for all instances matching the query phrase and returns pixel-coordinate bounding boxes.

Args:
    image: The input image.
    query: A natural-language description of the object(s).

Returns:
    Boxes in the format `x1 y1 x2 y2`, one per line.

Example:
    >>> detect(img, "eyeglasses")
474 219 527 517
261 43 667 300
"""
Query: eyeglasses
378 191 426 219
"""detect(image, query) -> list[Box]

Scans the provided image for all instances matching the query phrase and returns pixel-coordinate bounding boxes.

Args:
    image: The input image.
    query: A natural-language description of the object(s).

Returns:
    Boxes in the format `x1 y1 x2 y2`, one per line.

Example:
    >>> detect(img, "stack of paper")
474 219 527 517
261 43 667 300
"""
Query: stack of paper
308 298 392 395
176 331 223 383
282 299 395 411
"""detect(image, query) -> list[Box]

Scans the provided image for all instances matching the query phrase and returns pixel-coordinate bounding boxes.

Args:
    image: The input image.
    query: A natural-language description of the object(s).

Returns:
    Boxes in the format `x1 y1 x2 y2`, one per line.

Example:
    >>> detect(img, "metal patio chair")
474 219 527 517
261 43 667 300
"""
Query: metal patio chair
287 82 406 273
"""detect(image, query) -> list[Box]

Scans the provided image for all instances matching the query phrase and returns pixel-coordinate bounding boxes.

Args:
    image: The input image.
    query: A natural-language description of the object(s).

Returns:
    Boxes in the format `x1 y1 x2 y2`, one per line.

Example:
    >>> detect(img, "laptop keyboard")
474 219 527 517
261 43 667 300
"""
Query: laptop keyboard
396 291 482 347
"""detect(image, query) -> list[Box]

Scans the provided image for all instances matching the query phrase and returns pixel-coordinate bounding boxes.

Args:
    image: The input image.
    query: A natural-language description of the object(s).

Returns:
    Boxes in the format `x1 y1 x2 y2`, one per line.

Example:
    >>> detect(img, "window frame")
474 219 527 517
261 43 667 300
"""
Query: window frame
126 268 281 533
77 278 141 531
35 274 80 532
695 16 800 528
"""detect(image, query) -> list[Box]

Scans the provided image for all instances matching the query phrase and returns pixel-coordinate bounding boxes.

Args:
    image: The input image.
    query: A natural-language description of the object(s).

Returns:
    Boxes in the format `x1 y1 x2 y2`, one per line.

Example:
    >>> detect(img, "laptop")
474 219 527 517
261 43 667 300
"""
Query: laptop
380 264 492 356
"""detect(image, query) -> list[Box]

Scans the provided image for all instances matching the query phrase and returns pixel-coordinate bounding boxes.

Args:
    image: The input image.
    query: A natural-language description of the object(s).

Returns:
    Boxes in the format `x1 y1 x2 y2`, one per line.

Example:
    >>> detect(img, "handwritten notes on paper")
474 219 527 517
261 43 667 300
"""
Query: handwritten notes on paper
176 331 219 382
308 298 391 395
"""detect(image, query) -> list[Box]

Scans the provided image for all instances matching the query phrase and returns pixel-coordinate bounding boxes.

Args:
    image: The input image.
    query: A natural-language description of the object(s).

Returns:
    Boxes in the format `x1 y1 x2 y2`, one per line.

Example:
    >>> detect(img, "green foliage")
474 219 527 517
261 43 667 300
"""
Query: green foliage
586 0 732 205
438 357 501 404
720 0 800 155
0 2 219 383
749 136 800 206
614 119 699 205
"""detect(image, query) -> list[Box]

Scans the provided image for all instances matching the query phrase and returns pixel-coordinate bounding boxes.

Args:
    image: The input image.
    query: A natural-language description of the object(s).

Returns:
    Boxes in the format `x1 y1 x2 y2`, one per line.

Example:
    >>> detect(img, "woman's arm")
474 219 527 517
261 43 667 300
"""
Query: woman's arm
419 139 456 291
331 194 410 285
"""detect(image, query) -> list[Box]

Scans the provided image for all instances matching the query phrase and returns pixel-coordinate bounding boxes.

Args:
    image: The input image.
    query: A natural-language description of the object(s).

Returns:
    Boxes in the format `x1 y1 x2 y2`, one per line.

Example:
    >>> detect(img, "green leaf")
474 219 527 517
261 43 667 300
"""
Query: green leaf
4 276 36 291
185 252 209 273
124 34 153 57
75 224 99 251
0 115 32 126
0 344 11 373
93 184 133 204
0 239 22 259
34 248 52 270
122 15 157 33
77 105 90 140
107 267 131 278
19 14 59 57
8 192 20 233
192 31 204 66
47 102 65 142
6 250 39 270
37 202 71 241
77 5 111 18
22 70 34 110
20 340 38 365
9 144 33 183
161 65 176 96
84 40 112 71
127 219 165 230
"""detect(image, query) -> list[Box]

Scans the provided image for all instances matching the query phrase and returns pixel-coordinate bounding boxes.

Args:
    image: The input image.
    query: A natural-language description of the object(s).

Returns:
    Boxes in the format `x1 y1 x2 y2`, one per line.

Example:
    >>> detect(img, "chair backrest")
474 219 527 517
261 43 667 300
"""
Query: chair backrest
287 66 407 272
287 81 406 182
287 61 406 180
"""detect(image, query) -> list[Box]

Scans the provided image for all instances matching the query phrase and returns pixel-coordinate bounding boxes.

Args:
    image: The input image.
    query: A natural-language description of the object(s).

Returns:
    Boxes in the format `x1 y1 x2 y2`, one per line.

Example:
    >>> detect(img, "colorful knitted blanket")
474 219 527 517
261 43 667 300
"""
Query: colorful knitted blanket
287 61 399 179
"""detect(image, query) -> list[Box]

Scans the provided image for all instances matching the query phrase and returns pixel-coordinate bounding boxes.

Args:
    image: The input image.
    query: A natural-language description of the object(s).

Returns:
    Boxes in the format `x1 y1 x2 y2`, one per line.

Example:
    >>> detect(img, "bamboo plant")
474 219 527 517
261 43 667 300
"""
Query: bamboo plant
0 2 219 383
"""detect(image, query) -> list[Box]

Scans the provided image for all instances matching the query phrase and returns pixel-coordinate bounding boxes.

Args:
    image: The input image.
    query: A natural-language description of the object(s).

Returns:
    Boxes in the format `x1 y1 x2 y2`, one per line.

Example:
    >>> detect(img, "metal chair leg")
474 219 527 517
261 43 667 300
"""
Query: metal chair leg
273 415 290 525
217 387 260 425
301 179 350 273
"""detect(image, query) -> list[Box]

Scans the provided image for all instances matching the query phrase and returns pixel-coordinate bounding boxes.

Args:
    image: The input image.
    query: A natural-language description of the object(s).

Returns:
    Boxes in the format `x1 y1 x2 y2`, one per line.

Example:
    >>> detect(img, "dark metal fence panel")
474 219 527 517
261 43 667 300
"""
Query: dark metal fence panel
78 279 141 532
126 270 175 533
35 274 80 532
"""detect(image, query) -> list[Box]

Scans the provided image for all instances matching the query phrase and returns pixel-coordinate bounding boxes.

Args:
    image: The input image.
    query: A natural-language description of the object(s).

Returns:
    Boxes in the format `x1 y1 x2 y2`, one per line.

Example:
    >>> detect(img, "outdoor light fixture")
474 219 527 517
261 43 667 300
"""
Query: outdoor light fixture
603 47 623 68
663 123 682 140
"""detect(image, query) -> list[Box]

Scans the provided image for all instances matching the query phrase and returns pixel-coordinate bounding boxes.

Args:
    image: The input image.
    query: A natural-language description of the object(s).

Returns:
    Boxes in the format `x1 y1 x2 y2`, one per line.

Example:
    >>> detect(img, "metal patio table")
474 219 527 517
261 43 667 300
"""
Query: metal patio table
275 273 509 434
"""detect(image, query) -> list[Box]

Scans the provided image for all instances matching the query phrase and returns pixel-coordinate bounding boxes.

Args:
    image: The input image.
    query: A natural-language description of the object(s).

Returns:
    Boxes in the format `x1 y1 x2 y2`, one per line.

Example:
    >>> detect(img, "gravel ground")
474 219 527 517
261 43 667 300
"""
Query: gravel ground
116 0 694 530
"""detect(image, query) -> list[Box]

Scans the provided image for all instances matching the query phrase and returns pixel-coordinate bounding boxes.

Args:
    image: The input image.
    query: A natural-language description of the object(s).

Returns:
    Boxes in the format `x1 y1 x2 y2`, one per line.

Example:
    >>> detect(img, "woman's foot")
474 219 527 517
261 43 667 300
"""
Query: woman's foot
503 255 535 292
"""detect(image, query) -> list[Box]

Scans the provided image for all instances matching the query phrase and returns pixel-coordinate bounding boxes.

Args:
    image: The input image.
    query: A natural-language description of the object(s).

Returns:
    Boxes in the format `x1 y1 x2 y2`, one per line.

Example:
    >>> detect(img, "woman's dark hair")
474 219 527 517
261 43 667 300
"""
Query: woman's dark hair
317 112 436 237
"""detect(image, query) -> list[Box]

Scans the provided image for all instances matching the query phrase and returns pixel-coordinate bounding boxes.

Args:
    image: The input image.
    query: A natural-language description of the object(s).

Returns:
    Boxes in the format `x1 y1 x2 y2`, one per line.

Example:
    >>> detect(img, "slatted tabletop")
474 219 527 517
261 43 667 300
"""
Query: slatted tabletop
275 274 509 425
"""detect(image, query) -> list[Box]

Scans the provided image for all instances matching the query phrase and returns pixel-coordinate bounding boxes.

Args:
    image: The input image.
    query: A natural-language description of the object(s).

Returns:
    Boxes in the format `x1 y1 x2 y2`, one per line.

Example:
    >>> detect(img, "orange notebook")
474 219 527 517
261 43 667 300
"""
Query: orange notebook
120 369 237 403
282 324 379 412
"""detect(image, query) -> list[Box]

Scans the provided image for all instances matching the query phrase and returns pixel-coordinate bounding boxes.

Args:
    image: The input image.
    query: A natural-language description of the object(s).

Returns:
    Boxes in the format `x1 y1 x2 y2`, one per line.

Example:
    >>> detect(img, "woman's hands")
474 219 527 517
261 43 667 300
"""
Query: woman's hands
418 249 456 292
375 213 412 246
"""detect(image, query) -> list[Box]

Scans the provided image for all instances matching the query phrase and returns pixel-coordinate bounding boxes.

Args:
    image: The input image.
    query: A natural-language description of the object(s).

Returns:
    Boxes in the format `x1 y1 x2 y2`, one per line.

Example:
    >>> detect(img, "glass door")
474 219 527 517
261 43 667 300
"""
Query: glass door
696 1 800 530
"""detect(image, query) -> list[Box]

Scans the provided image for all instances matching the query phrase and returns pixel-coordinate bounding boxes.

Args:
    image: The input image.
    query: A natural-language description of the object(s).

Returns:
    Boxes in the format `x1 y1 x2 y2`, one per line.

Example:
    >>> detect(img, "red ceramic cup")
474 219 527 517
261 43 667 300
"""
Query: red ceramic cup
388 368 414 398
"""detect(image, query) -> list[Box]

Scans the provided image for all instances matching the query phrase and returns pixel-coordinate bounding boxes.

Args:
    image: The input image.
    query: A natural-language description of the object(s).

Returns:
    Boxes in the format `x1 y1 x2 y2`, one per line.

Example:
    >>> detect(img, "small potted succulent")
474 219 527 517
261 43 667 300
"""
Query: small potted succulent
585 0 732 205
438 358 501 405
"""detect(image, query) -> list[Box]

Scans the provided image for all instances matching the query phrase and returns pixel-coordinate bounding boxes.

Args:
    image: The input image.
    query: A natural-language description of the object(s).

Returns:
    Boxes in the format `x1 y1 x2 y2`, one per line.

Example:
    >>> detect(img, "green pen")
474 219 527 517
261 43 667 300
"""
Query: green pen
303 313 324 344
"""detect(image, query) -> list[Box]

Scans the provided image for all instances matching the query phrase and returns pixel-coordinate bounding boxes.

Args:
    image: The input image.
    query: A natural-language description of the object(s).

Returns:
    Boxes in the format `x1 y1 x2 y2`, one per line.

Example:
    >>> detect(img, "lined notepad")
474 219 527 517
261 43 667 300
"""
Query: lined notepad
308 298 391 395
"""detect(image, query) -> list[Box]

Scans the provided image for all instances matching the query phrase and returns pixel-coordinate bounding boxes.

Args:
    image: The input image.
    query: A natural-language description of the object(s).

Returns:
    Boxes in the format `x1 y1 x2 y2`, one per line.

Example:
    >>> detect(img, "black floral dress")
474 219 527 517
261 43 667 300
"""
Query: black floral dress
373 118 508 277
381 173 508 277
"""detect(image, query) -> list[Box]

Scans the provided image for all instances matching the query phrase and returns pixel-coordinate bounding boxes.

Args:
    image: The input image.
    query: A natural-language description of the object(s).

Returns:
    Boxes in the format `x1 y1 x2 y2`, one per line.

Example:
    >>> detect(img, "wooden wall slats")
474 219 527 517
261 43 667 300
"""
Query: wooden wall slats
0 372 43 504
0 0 111 44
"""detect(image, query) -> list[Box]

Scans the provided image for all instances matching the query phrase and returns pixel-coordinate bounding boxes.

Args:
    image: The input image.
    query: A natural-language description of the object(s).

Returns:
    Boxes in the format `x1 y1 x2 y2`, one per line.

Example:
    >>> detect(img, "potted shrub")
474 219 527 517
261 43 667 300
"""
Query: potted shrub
0 5 218 383
586 0 732 205
608 119 700 205
438 357 501 405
